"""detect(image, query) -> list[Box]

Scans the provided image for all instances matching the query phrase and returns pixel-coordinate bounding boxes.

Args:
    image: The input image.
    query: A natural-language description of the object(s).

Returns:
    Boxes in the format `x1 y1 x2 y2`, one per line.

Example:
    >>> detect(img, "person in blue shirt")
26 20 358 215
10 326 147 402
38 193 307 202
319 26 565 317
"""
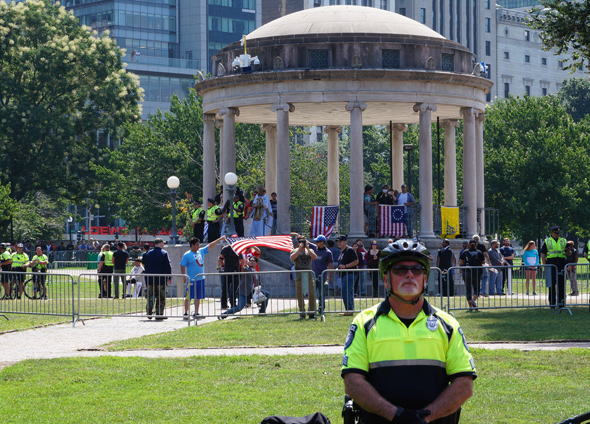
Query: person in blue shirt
180 235 225 320
521 240 539 295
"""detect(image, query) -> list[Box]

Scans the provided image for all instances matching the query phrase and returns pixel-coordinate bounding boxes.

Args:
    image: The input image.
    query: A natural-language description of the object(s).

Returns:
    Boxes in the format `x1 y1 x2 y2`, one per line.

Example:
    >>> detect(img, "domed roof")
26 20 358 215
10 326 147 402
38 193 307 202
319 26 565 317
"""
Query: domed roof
247 5 445 40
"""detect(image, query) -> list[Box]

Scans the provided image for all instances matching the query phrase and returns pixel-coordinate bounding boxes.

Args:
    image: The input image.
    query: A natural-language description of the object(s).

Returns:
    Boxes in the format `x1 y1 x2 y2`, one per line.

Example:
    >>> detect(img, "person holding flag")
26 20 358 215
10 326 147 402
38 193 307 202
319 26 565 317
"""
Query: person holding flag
180 235 225 320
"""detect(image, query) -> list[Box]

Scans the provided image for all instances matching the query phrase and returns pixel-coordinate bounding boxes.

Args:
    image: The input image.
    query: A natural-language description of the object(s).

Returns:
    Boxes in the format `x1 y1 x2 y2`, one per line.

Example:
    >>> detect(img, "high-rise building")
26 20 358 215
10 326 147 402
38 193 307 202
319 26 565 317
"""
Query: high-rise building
61 0 260 120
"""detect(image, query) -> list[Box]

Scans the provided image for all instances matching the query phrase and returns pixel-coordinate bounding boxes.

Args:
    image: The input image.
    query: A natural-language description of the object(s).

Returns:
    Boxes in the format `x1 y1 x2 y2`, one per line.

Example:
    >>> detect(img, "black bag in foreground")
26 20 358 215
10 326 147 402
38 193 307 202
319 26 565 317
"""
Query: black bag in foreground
260 412 331 424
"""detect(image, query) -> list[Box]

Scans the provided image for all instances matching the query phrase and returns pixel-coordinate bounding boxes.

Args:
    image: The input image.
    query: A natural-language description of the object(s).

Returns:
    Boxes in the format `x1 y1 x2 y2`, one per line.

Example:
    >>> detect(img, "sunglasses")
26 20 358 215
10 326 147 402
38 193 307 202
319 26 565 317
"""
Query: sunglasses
389 265 427 276
371 243 378 245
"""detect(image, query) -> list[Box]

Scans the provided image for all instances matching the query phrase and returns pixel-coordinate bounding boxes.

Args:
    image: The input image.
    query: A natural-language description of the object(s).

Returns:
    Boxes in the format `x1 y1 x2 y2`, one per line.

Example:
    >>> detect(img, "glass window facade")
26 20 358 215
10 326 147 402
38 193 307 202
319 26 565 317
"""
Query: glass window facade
140 75 195 103
70 0 179 59
207 0 256 72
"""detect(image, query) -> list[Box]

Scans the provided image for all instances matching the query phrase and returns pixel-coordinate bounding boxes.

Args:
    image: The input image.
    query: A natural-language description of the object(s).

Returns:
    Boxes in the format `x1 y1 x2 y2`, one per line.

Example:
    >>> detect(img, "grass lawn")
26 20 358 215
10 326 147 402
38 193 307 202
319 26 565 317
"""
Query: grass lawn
1 350 589 423
105 307 590 351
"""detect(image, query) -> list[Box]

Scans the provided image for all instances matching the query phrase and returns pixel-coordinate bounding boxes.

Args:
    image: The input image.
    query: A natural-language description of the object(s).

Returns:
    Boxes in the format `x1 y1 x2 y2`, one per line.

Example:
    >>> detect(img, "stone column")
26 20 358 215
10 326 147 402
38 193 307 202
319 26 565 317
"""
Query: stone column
441 119 459 207
216 119 224 193
346 101 367 238
391 124 407 190
413 103 437 238
324 126 342 206
461 107 477 236
262 124 277 195
271 103 295 235
219 107 239 205
203 113 217 207
476 112 485 236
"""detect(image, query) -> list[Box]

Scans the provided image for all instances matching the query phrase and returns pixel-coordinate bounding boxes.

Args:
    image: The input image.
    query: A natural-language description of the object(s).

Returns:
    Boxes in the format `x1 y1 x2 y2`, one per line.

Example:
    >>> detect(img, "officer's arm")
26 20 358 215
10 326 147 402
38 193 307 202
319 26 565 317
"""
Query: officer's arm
343 373 397 422
422 376 473 423
541 253 547 265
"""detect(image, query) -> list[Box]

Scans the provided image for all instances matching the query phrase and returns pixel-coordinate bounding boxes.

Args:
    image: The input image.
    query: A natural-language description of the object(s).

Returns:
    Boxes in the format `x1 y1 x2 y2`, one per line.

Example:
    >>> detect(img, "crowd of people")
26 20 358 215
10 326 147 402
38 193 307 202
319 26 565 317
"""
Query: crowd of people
190 184 277 242
436 225 581 311
364 183 416 236
0 242 49 300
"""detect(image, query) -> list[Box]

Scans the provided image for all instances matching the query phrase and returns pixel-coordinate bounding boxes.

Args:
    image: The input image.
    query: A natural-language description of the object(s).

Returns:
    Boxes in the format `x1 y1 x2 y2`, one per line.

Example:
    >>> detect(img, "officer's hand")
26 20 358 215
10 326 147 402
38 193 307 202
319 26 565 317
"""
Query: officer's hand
391 407 431 424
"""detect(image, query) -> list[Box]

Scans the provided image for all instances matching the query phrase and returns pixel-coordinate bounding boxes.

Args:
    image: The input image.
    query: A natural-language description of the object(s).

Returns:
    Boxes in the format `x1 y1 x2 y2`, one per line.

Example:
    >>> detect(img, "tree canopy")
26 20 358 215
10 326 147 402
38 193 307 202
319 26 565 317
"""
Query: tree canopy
484 95 590 242
558 77 590 122
527 0 590 71
0 0 142 235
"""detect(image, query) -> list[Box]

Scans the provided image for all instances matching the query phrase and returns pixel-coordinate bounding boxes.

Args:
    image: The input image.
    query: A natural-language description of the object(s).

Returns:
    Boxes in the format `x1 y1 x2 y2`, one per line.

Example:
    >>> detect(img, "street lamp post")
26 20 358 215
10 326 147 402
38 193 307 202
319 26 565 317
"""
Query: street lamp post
167 176 180 245
224 172 238 236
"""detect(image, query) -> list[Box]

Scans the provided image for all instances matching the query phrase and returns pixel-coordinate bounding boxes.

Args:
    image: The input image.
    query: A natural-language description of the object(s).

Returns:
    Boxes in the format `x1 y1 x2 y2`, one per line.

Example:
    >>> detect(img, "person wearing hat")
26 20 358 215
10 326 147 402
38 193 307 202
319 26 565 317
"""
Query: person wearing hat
342 239 476 424
125 257 144 298
541 226 567 309
11 243 29 299
0 244 12 299
206 198 222 243
143 238 172 320
290 235 318 319
336 235 359 313
191 200 205 241
233 192 245 237
293 233 334 316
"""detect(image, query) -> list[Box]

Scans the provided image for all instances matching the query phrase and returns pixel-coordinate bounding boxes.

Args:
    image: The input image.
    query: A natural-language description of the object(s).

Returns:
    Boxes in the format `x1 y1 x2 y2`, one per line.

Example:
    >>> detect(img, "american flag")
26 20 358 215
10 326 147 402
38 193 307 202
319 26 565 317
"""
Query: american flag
225 235 294 255
310 206 339 238
379 205 406 237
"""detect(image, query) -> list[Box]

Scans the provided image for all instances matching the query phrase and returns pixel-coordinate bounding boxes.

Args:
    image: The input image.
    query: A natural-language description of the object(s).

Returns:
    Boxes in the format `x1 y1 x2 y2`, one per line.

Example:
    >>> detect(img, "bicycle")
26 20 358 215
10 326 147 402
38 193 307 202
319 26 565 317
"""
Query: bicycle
23 272 47 300
0 277 20 300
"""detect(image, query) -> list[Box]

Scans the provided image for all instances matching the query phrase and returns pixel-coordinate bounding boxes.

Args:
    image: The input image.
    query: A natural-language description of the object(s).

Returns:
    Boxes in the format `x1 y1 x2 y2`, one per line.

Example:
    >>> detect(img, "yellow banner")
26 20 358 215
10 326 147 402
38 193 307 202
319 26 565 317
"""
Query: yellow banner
441 207 460 238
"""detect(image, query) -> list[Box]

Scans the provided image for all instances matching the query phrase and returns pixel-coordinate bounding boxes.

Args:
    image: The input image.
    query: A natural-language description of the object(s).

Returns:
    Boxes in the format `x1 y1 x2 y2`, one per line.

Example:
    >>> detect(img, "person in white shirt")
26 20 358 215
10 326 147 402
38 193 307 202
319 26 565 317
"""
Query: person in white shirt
126 258 144 298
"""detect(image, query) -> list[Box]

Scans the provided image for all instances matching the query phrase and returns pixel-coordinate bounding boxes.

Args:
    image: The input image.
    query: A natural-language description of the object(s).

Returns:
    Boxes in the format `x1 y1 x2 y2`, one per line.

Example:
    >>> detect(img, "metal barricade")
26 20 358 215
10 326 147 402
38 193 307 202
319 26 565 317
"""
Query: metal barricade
193 269 321 322
320 268 384 316
76 272 190 324
564 263 590 311
444 264 564 312
0 271 77 326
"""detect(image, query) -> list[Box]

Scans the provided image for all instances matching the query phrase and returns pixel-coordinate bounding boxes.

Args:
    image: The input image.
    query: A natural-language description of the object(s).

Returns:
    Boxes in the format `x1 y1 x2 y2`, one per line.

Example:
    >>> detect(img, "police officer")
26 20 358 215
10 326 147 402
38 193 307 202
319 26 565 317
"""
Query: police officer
0 243 12 299
342 239 476 424
98 244 114 298
233 193 245 237
541 225 567 309
11 243 29 299
191 200 205 241
206 198 222 242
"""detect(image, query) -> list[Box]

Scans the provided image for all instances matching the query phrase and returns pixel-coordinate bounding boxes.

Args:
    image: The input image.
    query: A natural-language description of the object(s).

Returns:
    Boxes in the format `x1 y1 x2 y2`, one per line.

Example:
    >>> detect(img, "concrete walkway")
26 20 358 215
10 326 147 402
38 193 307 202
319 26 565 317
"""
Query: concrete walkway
2 315 590 370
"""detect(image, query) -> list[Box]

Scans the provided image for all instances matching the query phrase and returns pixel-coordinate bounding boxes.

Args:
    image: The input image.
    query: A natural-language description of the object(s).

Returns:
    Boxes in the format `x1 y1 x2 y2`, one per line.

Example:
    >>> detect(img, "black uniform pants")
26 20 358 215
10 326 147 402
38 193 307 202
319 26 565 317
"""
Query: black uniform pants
547 260 566 308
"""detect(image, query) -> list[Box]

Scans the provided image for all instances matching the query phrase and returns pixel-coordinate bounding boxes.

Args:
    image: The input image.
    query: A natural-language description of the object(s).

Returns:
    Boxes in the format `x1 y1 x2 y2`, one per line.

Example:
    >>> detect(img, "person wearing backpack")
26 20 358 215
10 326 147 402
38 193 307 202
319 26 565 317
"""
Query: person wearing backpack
459 239 485 311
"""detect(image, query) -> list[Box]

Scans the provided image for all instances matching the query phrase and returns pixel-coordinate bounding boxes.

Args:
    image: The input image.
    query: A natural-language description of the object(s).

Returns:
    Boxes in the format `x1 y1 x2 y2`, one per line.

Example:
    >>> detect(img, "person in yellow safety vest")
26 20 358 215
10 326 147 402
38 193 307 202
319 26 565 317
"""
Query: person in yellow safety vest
233 193 245 237
342 239 476 424
98 244 115 298
10 243 29 299
541 225 567 309
206 198 222 243
0 244 12 299
191 200 205 241
29 246 49 299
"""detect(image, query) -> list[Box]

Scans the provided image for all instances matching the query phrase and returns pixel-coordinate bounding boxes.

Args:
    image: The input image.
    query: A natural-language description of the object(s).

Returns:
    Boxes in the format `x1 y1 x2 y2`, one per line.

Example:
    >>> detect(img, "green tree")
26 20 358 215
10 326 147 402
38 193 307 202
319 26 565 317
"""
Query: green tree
527 1 590 71
13 192 68 242
484 95 590 242
558 77 590 122
0 0 142 233
95 92 204 234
